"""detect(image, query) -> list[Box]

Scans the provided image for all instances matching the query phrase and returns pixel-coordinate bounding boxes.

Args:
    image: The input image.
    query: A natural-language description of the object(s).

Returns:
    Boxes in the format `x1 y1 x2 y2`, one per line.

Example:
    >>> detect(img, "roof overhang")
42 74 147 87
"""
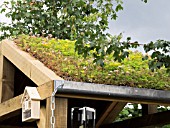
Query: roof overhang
55 80 170 105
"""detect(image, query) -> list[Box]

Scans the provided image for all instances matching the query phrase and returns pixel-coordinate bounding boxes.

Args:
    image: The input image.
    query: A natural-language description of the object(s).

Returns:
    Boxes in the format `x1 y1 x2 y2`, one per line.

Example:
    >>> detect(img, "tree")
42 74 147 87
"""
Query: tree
0 0 169 72
143 40 170 73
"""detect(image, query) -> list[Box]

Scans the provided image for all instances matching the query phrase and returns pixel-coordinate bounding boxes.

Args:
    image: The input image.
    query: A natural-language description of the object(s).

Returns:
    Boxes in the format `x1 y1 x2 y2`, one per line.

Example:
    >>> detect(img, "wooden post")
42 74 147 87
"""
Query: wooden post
0 43 3 103
55 98 68 128
46 98 51 128
46 97 68 128
142 104 158 128
142 104 157 115
1 58 15 102
37 106 46 128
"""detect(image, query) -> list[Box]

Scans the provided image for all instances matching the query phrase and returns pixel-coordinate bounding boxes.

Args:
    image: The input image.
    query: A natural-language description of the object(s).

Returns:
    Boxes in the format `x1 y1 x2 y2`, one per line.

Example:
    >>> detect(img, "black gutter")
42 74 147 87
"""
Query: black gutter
55 80 170 104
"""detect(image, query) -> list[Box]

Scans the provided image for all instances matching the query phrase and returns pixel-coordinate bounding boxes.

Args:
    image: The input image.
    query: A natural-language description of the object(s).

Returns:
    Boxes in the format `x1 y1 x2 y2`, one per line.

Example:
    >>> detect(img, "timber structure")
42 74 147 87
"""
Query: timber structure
0 40 170 127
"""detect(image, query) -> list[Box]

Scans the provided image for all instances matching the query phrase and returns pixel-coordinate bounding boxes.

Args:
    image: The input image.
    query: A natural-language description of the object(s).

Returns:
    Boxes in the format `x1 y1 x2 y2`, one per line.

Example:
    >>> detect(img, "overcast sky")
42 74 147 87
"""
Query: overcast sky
1 0 170 46
108 0 170 44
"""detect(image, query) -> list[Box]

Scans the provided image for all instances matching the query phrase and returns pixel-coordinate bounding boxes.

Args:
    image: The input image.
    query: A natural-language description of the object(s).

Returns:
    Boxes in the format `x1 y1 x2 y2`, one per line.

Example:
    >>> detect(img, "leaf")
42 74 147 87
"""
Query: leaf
115 4 123 12
121 110 129 116
0 8 6 13
97 59 104 67
142 55 148 61
151 51 160 58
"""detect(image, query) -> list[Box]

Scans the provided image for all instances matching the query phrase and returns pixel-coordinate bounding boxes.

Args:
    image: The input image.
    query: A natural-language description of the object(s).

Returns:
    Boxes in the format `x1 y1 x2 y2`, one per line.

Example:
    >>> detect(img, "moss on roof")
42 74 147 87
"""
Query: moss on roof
14 35 170 90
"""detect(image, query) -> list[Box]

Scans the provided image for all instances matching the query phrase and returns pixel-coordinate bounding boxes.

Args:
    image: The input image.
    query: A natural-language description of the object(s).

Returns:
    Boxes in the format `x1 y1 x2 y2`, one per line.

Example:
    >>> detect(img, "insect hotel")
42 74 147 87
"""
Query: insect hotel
0 38 170 128
21 86 41 122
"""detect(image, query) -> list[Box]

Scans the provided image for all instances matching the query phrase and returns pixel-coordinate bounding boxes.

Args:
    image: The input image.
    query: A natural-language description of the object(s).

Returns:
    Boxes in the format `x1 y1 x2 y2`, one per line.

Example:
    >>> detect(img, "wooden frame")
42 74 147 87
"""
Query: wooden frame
45 98 68 128
96 102 127 127
1 58 15 102
101 110 170 128
0 43 3 103
0 81 53 122
142 104 157 115
1 40 170 127
1 40 63 86
36 106 46 128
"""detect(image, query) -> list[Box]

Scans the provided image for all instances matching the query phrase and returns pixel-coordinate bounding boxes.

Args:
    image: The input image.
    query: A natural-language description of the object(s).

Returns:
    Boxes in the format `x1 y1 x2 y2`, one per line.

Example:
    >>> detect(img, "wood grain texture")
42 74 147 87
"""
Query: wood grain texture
96 102 126 127
45 98 51 128
37 106 46 128
0 94 22 121
1 40 63 86
1 58 15 102
55 98 68 128
46 98 68 128
0 43 3 103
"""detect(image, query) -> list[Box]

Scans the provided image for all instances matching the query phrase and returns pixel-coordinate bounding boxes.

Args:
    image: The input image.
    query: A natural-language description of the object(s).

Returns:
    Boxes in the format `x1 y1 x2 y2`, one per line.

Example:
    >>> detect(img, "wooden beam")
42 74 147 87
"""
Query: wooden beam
1 58 15 102
46 98 68 128
1 40 63 86
142 104 157 116
0 94 22 121
101 110 170 128
96 102 126 128
0 81 54 122
0 125 34 128
37 106 46 128
0 43 3 103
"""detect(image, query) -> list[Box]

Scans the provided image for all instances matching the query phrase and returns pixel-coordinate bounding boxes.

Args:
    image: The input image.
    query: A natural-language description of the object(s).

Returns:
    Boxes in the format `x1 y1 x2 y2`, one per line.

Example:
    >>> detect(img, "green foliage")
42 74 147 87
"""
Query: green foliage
143 40 170 73
117 104 170 123
117 104 142 122
163 124 170 128
14 35 170 90
0 0 169 73
0 0 134 66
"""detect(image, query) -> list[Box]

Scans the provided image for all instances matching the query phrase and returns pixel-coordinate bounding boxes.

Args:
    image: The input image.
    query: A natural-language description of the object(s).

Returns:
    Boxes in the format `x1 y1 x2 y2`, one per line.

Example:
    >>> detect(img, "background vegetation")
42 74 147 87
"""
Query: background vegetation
1 0 169 73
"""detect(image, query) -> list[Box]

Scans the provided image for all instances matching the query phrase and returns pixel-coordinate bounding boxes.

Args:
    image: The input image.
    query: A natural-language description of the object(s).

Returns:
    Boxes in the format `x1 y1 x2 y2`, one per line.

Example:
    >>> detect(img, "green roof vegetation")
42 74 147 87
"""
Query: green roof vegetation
14 35 170 90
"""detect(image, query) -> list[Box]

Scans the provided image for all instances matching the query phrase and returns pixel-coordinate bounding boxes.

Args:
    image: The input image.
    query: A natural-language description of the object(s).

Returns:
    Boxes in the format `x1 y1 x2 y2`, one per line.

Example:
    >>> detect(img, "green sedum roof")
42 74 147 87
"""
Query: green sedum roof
14 35 170 90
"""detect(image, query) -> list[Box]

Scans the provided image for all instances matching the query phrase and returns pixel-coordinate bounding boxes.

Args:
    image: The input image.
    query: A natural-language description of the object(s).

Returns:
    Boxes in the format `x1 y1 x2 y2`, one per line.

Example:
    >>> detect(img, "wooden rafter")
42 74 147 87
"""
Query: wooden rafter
1 40 63 86
96 102 127 127
101 110 170 128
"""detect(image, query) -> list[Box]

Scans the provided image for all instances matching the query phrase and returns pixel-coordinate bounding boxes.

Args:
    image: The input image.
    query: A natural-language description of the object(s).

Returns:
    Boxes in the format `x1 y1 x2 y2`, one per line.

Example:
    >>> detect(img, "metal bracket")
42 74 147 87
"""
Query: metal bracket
52 80 64 96
50 80 64 128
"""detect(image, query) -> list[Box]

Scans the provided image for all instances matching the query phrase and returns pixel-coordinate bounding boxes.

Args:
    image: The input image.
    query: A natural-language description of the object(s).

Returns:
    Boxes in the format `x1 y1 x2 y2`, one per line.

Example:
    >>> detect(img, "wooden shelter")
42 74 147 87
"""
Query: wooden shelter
0 40 170 128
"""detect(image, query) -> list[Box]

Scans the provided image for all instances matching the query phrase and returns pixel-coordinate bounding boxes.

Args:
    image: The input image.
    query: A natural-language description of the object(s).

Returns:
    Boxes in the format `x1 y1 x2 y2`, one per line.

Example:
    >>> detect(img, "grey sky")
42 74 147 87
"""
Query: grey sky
1 0 170 45
108 0 170 44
